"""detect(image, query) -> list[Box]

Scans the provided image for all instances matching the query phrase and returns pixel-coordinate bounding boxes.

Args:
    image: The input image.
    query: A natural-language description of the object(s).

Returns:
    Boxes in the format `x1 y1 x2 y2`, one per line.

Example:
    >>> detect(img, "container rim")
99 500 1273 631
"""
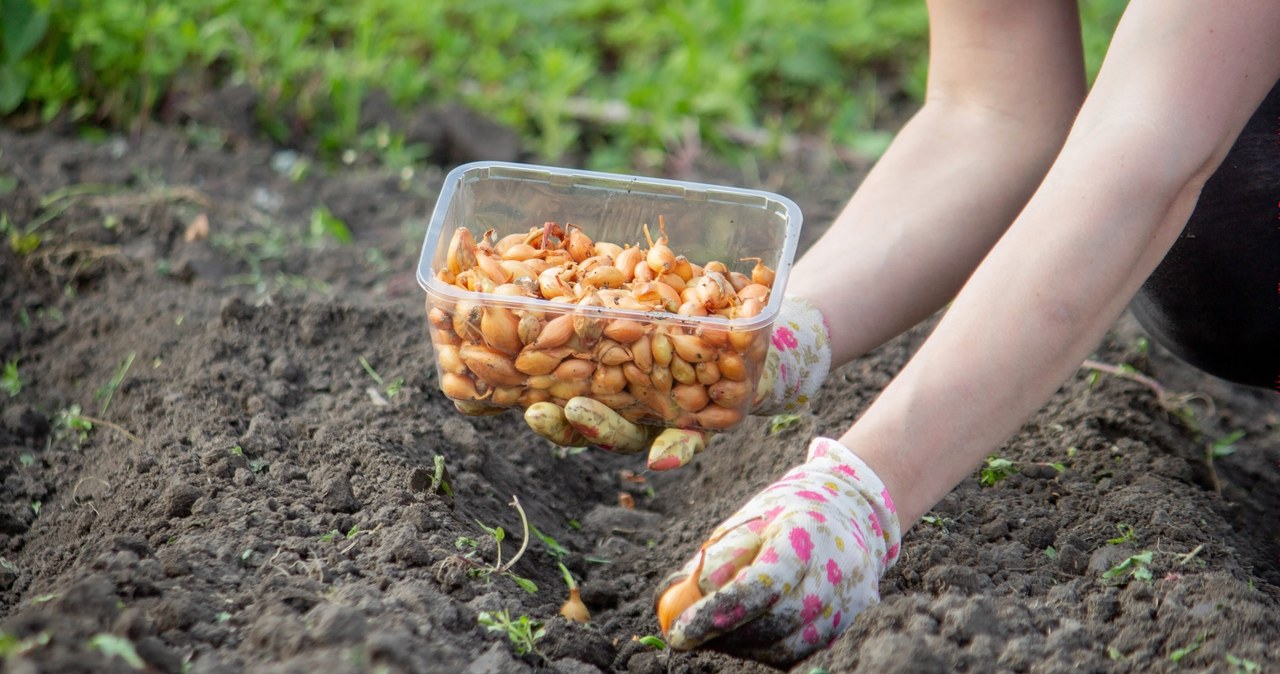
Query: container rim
416 161 802 331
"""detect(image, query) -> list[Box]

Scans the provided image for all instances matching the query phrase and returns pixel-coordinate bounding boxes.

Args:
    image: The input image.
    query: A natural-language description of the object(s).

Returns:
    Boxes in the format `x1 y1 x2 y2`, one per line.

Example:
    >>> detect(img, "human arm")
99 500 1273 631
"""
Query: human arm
665 0 1280 661
788 0 1087 365
848 0 1280 525
526 0 1089 466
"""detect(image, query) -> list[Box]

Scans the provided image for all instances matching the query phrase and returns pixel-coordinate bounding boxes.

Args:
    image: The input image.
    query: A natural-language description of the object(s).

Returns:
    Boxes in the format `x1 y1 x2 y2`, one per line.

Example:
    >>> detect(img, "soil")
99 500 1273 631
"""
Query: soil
1 106 1278 674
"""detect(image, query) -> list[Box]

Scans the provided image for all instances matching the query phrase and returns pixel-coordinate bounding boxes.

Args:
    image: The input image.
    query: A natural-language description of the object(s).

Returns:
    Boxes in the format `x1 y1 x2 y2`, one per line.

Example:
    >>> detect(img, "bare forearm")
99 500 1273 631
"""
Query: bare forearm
844 0 1280 524
789 104 1073 365
790 1 1086 367
841 129 1203 524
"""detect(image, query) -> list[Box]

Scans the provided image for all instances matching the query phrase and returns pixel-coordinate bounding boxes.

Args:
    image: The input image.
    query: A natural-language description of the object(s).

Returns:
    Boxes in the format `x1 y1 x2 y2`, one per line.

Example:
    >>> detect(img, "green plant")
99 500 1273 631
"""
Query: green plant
477 610 545 659
1 212 41 256
429 455 452 496
0 0 50 113
1102 550 1154 585
919 514 951 532
768 413 803 435
359 124 429 174
93 351 135 416
54 404 94 446
1169 633 1206 664
308 205 352 246
451 496 538 594
3 0 1134 171
1210 430 1245 459
979 456 1017 487
531 525 569 561
358 356 404 400
1226 654 1261 674
54 403 139 447
637 635 667 650
89 633 146 669
1 359 21 397
1107 523 1137 545
0 629 49 658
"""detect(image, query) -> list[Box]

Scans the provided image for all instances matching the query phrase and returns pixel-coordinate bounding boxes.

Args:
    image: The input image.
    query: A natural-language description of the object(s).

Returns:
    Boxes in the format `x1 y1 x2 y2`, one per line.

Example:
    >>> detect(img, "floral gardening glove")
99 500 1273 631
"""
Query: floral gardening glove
657 436 900 665
523 295 832 470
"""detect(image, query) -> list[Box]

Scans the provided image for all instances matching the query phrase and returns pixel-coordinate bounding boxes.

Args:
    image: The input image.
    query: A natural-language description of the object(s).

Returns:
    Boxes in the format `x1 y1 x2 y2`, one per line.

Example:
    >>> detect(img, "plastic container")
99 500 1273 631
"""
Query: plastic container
417 161 802 431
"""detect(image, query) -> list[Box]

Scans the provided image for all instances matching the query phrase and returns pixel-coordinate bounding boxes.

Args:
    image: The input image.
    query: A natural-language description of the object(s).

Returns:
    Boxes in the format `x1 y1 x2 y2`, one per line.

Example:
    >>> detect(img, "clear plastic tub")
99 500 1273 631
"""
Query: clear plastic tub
417 161 802 431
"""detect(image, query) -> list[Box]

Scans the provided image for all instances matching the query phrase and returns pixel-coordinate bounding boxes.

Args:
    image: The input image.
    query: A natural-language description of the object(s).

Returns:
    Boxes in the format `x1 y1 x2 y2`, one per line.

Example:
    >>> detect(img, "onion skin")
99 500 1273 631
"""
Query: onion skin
656 548 706 635
560 588 591 623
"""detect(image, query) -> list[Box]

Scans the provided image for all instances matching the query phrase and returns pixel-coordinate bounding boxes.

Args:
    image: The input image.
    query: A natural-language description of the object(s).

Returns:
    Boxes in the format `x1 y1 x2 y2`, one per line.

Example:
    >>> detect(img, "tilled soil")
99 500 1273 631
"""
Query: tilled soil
1 121 1277 674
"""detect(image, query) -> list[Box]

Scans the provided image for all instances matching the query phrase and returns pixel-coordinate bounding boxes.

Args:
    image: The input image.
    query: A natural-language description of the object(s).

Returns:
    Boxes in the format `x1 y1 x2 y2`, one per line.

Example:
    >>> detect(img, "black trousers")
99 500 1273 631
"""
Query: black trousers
1131 80 1279 391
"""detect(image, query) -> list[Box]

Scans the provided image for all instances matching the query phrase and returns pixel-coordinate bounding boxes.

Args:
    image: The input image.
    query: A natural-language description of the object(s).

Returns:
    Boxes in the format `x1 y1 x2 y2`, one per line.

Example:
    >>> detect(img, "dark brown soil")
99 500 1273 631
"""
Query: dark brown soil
1 115 1277 674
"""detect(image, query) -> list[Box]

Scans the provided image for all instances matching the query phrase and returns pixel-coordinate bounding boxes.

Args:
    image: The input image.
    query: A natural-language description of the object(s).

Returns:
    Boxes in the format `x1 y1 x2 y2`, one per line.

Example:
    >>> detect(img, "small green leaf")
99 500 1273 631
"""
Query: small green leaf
638 635 667 650
768 413 802 435
89 633 146 669
1107 523 1137 545
385 377 404 398
1170 641 1200 663
532 525 569 560
8 229 40 255
2 0 50 59
475 519 503 543
358 355 383 385
454 536 478 550
309 204 352 245
507 573 538 594
1044 546 1057 559
1226 654 1261 673
1102 550 1154 584
1211 430 1245 459
1 360 21 397
430 455 452 496
979 456 1017 487
0 65 31 116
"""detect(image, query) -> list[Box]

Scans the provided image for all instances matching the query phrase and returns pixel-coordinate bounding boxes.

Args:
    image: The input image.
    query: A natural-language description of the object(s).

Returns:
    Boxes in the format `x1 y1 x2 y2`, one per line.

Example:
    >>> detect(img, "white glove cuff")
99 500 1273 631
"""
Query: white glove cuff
806 436 902 572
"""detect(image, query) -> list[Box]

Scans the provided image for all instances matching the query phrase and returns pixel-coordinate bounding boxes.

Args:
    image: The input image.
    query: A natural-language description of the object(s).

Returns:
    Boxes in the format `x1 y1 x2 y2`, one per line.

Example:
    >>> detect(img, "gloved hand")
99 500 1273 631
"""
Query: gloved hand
656 436 900 665
521 294 832 470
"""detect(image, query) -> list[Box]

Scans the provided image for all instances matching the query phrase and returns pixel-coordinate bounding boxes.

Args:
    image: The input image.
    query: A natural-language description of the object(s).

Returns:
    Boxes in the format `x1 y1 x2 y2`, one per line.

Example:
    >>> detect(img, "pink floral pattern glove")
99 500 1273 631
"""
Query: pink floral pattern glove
660 436 900 665
753 295 832 415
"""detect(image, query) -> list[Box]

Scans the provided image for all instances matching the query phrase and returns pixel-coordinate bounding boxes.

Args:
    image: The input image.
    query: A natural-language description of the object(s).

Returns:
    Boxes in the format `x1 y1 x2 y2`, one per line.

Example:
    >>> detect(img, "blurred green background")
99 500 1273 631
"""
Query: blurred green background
1 0 1126 171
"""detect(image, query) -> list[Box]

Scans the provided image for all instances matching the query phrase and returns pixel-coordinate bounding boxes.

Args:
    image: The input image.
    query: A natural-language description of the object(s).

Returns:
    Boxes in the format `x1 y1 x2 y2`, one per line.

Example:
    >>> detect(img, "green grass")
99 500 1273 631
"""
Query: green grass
3 0 1126 170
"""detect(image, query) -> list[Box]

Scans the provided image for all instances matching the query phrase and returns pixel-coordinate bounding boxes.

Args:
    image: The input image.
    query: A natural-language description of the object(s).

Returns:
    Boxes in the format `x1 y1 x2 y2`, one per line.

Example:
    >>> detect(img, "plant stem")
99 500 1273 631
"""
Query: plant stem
501 496 531 573
1080 359 1167 400
81 415 140 443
